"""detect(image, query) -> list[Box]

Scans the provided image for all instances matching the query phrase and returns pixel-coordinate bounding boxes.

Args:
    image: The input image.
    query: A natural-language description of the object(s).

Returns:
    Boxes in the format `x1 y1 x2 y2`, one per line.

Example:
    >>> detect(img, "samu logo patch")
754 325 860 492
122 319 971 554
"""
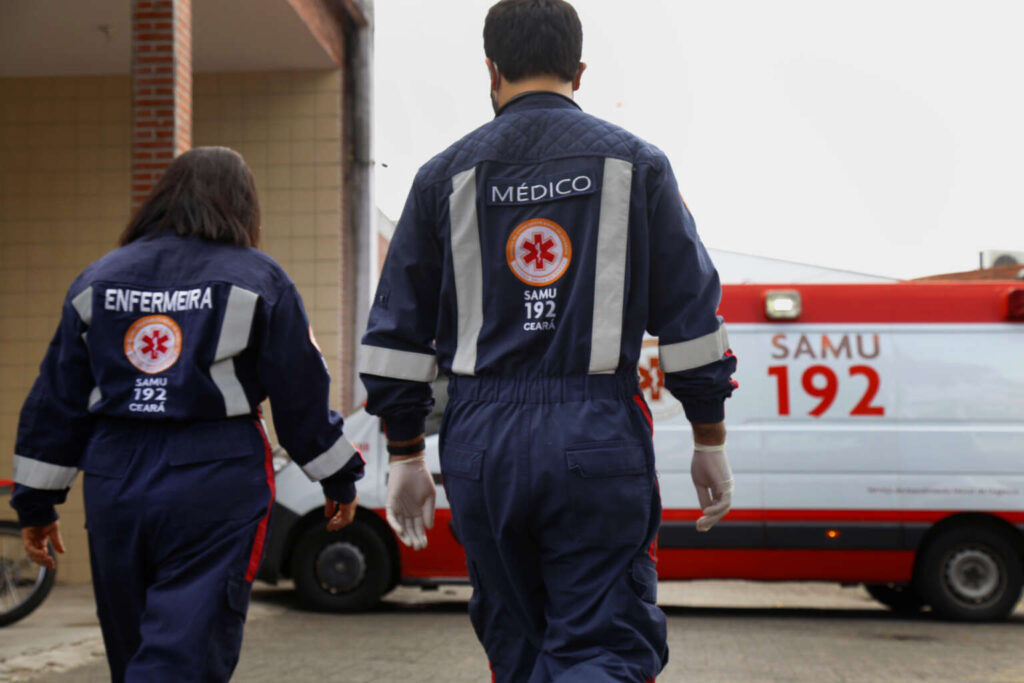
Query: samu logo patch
506 218 572 287
124 315 182 374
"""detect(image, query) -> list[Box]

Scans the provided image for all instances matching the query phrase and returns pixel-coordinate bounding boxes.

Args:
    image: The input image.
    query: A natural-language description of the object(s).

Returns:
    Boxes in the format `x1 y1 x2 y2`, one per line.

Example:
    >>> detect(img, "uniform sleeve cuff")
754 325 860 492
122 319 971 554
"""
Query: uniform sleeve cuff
15 505 59 529
682 399 725 424
320 473 357 504
382 415 426 442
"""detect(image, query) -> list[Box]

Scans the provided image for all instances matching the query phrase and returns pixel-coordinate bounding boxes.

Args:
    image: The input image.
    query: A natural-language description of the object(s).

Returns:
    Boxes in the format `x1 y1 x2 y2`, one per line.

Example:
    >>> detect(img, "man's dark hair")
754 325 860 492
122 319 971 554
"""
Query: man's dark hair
120 146 261 248
484 0 583 83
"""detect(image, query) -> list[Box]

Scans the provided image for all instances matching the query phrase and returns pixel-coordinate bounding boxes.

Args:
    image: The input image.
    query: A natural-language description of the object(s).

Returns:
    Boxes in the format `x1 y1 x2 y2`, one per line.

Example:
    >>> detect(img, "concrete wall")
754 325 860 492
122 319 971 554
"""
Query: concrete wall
0 69 344 583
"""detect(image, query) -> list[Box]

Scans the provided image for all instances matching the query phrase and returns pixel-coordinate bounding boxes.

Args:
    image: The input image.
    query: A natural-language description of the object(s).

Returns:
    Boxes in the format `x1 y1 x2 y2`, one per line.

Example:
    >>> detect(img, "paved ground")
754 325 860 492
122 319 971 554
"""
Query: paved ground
3 581 1023 682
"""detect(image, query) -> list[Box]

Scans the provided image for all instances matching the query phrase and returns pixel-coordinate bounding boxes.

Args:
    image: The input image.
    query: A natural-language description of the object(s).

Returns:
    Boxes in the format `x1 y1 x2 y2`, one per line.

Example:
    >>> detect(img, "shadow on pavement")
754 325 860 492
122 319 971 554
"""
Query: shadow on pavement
250 587 472 614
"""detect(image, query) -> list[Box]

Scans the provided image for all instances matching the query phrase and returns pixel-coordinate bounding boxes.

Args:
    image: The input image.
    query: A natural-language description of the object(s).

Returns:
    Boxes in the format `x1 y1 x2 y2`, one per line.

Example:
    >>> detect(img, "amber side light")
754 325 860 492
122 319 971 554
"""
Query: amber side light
765 290 802 320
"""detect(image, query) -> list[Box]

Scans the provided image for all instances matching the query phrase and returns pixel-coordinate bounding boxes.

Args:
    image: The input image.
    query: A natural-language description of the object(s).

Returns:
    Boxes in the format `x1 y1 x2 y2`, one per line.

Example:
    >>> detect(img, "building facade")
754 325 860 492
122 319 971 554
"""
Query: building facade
0 0 374 583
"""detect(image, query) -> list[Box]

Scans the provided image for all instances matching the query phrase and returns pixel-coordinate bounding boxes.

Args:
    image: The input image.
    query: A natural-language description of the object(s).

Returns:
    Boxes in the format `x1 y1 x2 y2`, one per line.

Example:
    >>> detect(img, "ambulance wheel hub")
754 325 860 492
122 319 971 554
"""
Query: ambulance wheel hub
316 542 367 594
945 548 1000 603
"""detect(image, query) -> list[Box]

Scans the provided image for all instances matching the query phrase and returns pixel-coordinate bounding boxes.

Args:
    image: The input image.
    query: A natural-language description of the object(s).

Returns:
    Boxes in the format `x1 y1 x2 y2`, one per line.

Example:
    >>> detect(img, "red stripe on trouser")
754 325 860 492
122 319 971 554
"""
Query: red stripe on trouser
649 479 660 563
489 661 496 682
638 397 658 563
246 420 277 582
633 394 653 436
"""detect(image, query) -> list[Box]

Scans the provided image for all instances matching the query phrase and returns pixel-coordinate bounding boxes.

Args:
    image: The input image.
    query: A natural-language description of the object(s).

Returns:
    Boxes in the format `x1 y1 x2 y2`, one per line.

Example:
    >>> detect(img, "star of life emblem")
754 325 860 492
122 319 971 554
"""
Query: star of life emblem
639 339 682 421
506 218 572 287
124 315 182 374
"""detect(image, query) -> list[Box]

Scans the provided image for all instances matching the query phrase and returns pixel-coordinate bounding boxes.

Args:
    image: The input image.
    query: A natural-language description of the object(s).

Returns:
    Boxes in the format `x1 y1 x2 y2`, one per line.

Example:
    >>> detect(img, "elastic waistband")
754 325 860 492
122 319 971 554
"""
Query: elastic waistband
447 374 640 404
93 414 258 433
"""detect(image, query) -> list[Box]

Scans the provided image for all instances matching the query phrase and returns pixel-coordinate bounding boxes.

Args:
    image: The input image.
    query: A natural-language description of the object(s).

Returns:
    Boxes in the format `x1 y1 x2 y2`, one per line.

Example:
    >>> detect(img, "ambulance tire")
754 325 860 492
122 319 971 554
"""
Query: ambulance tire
864 583 924 613
291 518 392 612
917 525 1024 622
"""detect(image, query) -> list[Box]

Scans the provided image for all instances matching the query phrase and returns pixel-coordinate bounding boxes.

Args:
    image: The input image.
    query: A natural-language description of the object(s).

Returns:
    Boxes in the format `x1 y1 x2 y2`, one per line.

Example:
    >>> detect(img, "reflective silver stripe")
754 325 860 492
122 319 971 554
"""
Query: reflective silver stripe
659 325 730 373
449 167 483 375
588 158 634 374
211 286 259 417
302 435 357 481
13 455 78 490
71 286 93 325
359 344 437 382
77 287 98 405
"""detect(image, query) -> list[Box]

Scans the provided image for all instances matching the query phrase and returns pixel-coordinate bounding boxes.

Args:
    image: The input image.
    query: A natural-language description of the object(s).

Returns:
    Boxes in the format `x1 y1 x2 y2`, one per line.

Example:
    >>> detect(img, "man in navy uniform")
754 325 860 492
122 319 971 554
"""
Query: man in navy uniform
360 2 737 681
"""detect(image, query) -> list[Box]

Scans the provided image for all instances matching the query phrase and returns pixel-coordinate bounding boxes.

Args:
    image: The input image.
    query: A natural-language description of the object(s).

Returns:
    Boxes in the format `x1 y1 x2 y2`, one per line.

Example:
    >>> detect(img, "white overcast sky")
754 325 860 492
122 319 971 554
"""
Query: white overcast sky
373 0 1024 280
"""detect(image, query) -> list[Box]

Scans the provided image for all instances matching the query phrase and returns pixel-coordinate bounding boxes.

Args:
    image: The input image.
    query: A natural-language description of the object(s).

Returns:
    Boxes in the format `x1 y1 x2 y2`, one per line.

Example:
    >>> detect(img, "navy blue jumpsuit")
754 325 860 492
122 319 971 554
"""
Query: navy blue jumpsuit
10 233 364 682
361 92 736 682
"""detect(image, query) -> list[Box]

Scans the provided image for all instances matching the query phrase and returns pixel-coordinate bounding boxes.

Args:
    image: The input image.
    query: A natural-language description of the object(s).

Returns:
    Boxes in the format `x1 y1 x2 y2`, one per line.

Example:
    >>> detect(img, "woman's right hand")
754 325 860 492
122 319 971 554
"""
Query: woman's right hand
324 495 359 531
21 521 64 570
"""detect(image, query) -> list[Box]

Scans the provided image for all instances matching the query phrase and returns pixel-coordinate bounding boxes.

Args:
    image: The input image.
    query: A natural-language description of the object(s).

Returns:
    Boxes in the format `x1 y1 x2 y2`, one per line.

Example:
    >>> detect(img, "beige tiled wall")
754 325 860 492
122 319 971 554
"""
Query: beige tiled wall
193 70 344 439
0 75 132 584
0 70 343 583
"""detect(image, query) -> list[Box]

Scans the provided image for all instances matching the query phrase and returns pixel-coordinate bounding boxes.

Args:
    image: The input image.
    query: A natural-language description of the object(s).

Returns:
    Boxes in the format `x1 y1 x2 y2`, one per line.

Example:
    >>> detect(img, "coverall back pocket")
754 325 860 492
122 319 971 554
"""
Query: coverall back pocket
565 441 652 546
165 421 269 523
440 442 487 543
166 421 262 467
80 431 138 479
441 443 484 480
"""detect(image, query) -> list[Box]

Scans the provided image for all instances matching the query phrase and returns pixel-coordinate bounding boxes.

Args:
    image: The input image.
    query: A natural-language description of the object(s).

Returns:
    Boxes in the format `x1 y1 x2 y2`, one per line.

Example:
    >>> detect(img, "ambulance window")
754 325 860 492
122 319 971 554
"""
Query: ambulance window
424 376 449 436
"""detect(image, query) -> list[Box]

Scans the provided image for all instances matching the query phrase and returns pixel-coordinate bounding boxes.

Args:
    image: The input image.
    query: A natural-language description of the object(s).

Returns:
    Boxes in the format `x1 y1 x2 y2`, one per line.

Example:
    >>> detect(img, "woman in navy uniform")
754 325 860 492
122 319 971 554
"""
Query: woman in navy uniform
10 147 364 682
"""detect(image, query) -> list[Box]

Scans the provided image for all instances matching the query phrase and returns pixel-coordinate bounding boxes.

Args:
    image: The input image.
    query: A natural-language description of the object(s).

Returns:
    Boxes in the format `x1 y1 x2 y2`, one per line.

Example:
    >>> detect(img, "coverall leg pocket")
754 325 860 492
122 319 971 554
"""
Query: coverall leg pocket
565 441 651 545
629 555 659 604
207 576 251 681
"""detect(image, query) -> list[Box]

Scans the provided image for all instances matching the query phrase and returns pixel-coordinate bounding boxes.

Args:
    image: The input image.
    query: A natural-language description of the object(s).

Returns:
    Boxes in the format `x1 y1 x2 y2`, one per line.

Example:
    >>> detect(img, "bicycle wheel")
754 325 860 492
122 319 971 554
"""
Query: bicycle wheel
0 520 57 627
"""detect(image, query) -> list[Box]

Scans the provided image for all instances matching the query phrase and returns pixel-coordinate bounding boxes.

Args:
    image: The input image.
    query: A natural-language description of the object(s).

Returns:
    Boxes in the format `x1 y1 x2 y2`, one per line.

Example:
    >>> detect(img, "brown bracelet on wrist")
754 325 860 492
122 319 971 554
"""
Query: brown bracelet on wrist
387 438 425 456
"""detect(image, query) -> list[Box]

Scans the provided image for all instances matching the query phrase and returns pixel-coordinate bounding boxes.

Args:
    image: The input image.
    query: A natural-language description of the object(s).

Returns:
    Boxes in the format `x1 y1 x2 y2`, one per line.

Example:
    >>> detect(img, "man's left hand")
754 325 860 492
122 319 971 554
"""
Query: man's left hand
324 495 359 531
21 522 64 570
691 444 734 532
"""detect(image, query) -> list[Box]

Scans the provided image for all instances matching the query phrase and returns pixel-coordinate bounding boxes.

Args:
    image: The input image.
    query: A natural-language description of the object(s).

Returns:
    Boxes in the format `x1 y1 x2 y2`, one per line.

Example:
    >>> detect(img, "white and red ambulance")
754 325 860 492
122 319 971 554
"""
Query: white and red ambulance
261 281 1024 621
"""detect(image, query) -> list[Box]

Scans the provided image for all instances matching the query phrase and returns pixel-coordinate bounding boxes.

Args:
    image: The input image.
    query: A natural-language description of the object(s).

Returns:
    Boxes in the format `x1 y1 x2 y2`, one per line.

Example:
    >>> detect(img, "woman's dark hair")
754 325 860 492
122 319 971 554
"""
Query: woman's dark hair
120 146 261 248
483 0 583 83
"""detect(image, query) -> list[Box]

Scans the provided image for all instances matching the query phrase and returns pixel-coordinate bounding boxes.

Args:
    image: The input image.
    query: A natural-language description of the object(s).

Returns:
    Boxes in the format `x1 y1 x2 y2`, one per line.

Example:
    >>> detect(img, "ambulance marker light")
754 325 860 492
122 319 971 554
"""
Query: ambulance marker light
1008 289 1024 321
765 291 802 320
826 529 840 540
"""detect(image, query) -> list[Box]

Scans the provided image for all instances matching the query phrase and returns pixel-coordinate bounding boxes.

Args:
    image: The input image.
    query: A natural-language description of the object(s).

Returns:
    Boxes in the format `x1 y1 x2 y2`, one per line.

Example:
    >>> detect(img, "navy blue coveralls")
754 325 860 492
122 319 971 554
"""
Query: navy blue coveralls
10 234 364 682
360 92 736 682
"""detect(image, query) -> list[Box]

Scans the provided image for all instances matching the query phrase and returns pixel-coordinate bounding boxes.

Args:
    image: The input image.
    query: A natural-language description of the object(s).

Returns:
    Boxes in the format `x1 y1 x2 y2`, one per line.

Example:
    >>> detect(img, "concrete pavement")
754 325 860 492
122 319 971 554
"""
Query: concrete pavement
3 581 1023 682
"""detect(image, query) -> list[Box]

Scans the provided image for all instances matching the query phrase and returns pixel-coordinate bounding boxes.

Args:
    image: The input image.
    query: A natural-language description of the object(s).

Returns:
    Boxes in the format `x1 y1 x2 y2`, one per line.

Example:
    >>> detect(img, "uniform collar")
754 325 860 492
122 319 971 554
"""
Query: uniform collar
495 91 582 117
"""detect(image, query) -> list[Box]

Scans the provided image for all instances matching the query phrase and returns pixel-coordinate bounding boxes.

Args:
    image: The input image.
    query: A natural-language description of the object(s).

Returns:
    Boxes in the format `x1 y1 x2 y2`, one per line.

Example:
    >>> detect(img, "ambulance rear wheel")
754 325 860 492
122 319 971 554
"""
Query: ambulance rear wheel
917 525 1023 622
291 518 392 612
864 583 924 613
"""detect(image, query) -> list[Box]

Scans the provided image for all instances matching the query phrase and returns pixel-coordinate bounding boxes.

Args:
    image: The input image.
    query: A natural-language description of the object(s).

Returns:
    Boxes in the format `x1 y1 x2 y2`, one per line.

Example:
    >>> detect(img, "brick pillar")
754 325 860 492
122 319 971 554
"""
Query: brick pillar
131 0 192 209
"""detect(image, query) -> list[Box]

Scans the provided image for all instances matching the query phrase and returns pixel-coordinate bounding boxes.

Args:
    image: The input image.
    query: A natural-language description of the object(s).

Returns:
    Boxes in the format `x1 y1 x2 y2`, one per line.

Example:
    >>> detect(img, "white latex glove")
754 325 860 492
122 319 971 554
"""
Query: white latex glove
691 443 734 532
386 454 436 550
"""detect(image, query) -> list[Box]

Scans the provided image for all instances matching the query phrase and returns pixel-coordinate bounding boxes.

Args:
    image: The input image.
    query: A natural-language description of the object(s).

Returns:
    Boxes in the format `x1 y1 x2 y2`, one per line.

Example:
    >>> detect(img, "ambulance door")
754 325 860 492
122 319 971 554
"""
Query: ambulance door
640 340 766 577
404 376 472 581
891 321 1024 533
423 375 450 512
746 319 902 570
